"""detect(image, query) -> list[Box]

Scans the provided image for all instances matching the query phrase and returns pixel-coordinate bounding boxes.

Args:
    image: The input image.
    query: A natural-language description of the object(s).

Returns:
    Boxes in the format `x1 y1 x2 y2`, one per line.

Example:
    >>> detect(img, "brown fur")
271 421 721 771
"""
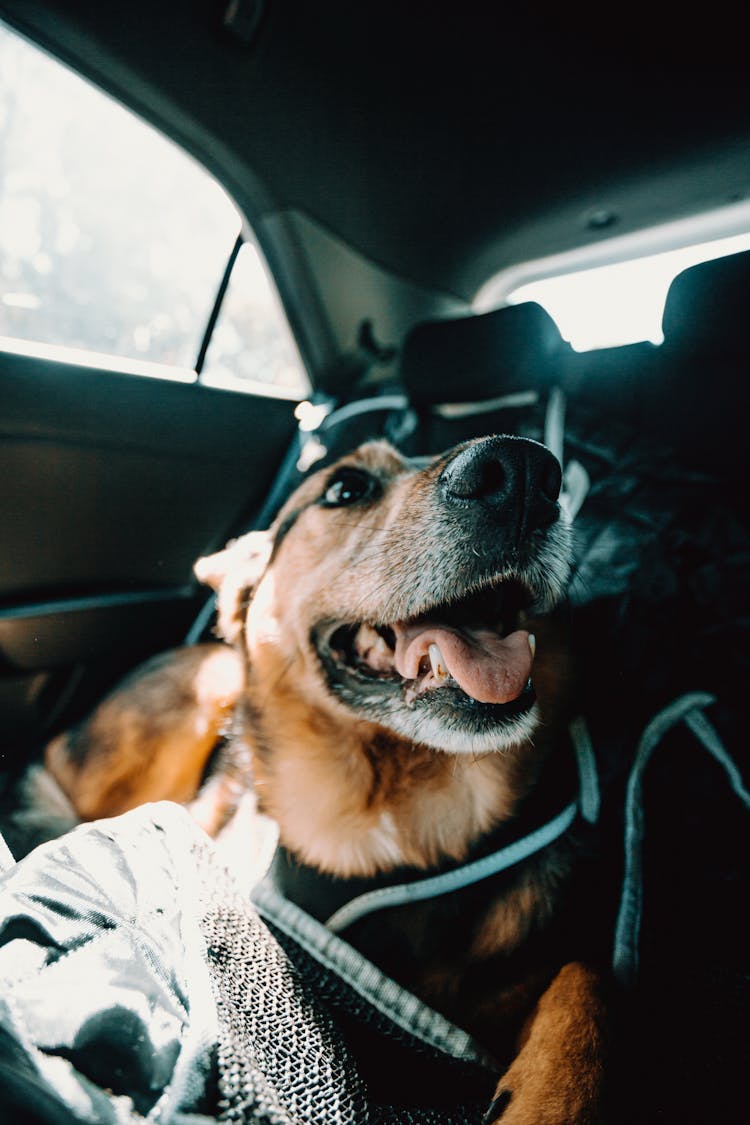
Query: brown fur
42 437 607 1123
45 643 244 834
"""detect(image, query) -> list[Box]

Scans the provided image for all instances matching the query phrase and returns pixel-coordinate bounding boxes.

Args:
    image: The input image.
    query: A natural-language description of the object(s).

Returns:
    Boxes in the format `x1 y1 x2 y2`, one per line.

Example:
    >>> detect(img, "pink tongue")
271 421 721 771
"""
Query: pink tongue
393 624 533 704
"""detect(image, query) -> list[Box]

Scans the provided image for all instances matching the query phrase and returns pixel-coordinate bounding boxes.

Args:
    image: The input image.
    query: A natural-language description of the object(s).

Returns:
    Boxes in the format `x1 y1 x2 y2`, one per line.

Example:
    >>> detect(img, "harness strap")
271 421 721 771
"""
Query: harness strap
613 692 750 986
325 801 578 933
324 720 599 933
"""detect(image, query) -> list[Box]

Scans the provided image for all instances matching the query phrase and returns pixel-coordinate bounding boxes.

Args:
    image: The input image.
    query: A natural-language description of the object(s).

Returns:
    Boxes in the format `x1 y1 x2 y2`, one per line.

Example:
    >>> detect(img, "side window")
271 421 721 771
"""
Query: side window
0 20 309 395
199 242 309 394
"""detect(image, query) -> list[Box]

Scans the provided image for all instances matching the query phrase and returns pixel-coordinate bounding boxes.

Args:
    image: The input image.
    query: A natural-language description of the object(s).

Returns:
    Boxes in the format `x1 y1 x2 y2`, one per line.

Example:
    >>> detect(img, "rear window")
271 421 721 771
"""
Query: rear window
476 205 750 351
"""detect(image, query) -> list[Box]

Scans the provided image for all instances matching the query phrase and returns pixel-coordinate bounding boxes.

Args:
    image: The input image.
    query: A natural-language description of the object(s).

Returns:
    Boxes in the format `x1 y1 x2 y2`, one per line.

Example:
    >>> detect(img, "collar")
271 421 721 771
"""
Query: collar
266 717 599 936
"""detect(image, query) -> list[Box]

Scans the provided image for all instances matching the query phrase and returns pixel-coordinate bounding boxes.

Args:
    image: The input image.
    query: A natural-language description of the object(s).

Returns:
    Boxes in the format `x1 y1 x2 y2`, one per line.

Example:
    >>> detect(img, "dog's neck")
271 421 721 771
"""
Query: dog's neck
237 691 553 879
266 737 579 927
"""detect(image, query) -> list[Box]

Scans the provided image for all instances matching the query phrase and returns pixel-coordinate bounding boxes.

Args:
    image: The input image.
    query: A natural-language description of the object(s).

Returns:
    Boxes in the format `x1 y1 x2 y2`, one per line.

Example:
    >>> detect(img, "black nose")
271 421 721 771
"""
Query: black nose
439 435 562 535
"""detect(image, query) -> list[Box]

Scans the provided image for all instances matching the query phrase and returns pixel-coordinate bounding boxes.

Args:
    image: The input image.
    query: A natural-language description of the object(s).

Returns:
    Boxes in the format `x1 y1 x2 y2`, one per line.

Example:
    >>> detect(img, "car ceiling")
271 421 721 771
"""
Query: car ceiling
2 1 750 308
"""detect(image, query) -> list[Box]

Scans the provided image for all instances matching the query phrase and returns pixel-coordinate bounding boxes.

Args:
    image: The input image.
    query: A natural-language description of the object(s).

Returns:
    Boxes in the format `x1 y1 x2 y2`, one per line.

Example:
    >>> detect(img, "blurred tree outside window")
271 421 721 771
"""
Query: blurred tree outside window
0 20 308 395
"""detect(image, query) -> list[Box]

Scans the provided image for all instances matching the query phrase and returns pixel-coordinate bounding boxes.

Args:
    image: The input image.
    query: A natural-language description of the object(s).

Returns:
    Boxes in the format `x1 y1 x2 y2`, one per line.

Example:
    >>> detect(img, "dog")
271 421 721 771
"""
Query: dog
32 434 608 1124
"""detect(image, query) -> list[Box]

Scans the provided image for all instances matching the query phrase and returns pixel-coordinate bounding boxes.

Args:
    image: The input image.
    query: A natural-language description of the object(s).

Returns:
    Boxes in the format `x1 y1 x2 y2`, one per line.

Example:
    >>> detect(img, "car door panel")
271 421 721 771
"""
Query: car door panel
0 347 300 746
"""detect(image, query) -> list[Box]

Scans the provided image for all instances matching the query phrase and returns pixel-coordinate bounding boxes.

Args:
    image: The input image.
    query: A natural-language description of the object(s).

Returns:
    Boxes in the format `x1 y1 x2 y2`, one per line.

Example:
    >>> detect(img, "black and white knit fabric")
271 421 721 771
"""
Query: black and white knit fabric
0 801 497 1124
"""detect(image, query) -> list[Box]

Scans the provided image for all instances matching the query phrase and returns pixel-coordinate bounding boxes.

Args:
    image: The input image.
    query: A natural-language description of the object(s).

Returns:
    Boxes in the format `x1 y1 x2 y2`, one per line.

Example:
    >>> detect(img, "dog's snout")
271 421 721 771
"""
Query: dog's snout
439 436 562 533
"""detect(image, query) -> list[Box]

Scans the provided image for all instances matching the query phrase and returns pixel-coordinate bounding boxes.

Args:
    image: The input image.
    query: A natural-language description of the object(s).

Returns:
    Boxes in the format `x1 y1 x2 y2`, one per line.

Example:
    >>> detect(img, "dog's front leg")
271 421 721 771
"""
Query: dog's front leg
484 961 607 1125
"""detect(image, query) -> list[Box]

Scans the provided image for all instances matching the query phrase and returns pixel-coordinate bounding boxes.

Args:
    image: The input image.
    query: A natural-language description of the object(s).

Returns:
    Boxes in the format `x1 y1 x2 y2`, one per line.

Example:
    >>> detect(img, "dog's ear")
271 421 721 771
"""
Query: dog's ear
194 531 272 643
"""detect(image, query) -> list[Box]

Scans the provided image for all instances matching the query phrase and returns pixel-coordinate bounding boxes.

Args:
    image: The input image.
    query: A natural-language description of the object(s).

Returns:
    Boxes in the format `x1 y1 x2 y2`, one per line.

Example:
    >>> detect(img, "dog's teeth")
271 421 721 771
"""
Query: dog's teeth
429 643 449 681
371 636 391 661
354 624 395 672
528 633 536 657
354 624 381 654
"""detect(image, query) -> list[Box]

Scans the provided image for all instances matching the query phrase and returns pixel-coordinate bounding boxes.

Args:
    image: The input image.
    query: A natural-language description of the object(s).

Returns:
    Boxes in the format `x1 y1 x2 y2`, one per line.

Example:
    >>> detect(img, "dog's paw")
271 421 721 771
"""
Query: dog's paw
482 961 606 1124
483 1082 601 1125
483 1069 601 1125
483 1071 604 1125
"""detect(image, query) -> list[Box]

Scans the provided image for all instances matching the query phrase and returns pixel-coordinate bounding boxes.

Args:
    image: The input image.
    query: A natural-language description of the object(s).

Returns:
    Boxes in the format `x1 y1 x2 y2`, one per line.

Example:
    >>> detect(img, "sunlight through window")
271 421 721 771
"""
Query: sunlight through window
485 231 750 352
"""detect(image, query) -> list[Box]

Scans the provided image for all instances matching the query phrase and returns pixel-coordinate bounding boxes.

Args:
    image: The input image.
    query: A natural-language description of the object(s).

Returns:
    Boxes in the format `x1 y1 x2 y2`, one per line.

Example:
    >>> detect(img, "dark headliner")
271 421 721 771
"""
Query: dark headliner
2 0 749 304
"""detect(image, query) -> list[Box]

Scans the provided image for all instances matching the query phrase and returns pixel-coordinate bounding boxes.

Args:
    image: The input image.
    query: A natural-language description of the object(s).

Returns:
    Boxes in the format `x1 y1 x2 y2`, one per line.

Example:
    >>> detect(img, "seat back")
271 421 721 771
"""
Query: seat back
394 301 570 456
656 249 750 477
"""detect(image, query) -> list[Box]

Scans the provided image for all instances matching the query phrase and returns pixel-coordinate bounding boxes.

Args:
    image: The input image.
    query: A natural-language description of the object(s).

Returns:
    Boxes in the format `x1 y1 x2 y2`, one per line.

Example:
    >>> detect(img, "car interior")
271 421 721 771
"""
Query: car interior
0 3 748 1124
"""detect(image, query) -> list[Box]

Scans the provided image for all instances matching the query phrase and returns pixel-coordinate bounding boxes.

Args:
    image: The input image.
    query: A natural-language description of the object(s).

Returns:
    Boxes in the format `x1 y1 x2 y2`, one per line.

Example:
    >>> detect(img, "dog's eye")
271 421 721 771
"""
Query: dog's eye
322 468 379 507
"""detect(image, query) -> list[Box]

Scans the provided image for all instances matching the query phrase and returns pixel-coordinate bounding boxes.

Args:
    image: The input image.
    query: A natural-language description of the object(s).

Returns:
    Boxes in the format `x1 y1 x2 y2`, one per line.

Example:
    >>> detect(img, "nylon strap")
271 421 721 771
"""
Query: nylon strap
324 718 599 933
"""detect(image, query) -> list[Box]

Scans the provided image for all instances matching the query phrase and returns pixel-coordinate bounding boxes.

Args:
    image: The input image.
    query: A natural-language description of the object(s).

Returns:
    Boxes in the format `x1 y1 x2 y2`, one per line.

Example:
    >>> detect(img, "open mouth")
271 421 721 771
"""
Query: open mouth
318 577 538 721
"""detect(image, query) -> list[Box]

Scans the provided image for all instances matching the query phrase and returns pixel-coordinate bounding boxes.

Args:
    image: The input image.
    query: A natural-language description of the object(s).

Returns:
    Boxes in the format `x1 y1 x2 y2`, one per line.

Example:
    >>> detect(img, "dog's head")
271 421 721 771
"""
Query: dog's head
195 436 571 755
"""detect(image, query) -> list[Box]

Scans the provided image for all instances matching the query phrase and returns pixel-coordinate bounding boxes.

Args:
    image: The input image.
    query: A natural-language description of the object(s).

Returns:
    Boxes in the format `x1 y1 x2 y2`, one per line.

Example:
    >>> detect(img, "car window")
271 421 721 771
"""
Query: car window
476 207 750 352
200 241 310 395
0 20 309 395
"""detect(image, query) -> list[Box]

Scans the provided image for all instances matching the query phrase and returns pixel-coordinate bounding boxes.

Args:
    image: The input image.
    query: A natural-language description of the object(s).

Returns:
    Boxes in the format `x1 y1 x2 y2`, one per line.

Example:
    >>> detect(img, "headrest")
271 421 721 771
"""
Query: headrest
661 249 750 350
399 302 568 406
